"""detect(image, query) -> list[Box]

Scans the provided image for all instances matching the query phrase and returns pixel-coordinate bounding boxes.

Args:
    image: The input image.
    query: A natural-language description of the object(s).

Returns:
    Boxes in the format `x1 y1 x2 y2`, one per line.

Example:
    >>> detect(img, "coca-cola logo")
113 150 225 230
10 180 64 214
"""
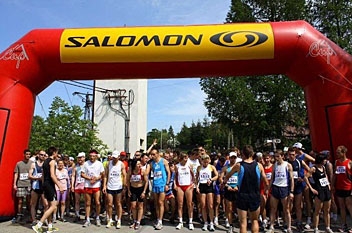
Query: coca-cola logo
308 40 336 64
0 44 29 69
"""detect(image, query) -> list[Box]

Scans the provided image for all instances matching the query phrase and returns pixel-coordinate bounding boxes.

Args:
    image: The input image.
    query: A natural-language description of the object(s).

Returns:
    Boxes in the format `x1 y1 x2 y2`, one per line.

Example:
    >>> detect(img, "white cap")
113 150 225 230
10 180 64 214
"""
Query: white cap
112 150 120 158
292 142 303 149
77 152 85 158
69 156 74 161
256 152 263 158
229 152 237 157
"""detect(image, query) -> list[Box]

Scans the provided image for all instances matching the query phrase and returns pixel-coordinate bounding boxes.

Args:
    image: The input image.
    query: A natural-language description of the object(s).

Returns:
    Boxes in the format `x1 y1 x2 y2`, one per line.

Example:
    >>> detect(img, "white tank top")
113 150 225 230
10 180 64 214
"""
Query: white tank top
199 165 212 184
177 164 192 186
107 160 123 190
272 161 289 187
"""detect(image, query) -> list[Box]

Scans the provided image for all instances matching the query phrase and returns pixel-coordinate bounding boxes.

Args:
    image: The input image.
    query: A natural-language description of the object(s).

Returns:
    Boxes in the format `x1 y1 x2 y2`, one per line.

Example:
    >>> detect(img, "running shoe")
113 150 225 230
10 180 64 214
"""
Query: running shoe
176 222 183 230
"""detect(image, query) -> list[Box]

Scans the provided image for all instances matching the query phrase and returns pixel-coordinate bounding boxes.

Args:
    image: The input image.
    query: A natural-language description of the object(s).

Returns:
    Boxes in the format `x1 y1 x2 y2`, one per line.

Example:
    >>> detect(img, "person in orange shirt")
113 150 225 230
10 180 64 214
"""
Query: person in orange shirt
332 145 352 232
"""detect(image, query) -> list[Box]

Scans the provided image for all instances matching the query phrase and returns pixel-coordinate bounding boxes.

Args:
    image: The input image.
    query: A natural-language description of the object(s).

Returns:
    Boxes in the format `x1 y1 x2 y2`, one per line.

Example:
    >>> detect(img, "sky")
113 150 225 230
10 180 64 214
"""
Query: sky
0 0 231 133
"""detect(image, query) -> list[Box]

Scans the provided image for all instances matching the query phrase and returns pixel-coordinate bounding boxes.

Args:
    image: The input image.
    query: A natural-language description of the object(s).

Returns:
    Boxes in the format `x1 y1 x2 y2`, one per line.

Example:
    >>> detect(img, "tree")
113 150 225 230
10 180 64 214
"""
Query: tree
29 97 107 156
311 1 352 53
201 0 311 148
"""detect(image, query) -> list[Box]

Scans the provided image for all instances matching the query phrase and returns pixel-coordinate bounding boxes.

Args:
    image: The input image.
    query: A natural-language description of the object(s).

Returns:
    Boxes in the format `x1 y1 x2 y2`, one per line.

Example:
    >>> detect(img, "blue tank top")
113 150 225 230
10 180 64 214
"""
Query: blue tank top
152 158 167 187
226 165 238 188
237 161 260 194
32 161 43 190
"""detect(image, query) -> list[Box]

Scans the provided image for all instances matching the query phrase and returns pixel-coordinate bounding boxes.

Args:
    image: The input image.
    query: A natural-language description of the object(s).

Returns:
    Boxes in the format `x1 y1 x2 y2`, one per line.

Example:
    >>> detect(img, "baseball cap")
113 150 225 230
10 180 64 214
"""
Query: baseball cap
77 152 85 158
256 152 263 158
112 150 120 158
69 156 74 161
292 142 303 149
120 151 127 156
229 152 237 157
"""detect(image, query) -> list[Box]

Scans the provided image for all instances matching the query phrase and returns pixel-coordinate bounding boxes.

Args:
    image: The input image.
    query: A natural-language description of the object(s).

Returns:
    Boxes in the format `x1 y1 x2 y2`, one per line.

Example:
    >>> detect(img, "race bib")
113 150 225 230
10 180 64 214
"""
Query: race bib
228 176 238 184
76 177 85 183
36 173 42 178
131 175 141 182
154 171 162 180
319 177 329 187
275 171 285 178
19 173 29 180
292 171 298 179
110 171 120 177
336 166 346 174
266 173 272 180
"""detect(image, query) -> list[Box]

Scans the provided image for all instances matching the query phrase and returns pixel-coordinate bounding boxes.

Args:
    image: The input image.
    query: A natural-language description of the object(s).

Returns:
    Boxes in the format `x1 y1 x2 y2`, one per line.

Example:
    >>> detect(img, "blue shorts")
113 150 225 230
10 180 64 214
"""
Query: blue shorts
271 185 289 200
214 183 224 195
152 186 165 193
293 181 306 195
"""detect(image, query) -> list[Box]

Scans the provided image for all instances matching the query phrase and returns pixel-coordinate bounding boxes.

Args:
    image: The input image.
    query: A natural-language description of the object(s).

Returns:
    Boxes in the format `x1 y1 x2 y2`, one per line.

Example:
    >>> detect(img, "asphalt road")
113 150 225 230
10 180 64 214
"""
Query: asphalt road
0 213 350 233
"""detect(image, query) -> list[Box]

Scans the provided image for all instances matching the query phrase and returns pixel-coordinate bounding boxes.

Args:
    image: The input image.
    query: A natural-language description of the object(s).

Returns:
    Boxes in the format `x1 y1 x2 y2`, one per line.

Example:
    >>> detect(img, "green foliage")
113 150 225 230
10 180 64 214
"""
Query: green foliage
311 0 352 53
29 97 107 156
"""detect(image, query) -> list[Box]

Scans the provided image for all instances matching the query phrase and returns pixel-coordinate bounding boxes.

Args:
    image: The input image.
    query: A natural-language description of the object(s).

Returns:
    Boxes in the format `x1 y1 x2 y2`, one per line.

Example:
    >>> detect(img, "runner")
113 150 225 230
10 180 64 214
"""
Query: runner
103 150 126 229
196 154 218 231
29 150 47 225
81 149 105 227
304 152 333 233
71 152 86 223
220 151 238 233
13 149 33 223
175 152 194 230
127 159 148 230
267 149 294 233
32 146 63 233
224 145 268 233
150 148 171 230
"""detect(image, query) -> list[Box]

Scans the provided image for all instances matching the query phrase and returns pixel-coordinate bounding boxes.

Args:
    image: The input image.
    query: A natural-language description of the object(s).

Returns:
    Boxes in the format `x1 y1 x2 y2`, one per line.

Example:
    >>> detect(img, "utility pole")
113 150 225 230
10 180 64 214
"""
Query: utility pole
73 92 93 125
104 89 134 153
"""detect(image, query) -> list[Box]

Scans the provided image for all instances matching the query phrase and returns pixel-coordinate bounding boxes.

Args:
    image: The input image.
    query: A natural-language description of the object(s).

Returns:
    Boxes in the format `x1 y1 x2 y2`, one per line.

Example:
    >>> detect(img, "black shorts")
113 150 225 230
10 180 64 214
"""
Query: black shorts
107 189 123 195
335 189 351 198
42 183 56 202
236 192 260 212
315 188 331 202
199 183 213 194
130 186 144 202
224 187 237 202
32 189 44 195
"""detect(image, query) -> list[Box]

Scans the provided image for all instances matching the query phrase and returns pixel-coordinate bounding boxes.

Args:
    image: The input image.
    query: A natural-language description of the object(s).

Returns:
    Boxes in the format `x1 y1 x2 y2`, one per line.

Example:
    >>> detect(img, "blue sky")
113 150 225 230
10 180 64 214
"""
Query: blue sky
0 0 230 133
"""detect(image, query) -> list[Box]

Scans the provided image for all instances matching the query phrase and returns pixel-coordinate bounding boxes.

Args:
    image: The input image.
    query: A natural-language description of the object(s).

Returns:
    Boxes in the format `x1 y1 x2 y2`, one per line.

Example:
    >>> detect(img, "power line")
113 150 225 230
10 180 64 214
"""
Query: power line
37 96 47 118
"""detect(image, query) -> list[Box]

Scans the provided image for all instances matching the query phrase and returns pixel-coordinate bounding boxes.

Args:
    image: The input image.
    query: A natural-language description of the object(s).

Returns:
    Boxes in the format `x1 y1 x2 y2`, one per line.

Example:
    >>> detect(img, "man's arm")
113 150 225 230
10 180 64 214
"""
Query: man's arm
287 163 294 194
224 163 240 181
164 159 171 185
50 160 63 192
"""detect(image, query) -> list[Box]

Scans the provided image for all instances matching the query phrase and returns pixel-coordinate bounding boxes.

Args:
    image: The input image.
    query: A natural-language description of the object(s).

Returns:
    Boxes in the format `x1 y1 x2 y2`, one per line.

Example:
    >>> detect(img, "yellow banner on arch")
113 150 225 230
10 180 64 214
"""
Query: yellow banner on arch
60 23 274 63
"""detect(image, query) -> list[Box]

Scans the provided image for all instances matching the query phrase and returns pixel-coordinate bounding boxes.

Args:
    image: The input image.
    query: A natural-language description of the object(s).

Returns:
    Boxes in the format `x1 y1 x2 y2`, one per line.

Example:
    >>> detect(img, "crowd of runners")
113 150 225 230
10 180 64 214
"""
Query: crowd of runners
11 141 352 233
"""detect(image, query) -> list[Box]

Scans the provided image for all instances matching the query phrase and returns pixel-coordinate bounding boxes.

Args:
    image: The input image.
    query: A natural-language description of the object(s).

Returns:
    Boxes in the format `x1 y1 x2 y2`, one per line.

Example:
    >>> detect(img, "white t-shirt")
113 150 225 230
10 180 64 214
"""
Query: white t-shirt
83 160 105 188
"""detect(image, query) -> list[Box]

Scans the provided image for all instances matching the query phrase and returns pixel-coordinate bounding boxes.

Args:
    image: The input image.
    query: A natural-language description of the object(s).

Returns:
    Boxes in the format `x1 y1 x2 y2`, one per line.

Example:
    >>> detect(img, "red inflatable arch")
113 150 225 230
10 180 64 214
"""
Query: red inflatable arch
0 20 351 219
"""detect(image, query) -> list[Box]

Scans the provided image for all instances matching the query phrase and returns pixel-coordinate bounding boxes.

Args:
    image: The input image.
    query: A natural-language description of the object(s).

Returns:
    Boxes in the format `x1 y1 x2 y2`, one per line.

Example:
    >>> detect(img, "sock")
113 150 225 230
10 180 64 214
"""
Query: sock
179 217 183 223
48 223 53 229
158 219 162 224
76 211 79 217
37 221 43 228
96 216 100 220
86 218 90 222
189 218 193 224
